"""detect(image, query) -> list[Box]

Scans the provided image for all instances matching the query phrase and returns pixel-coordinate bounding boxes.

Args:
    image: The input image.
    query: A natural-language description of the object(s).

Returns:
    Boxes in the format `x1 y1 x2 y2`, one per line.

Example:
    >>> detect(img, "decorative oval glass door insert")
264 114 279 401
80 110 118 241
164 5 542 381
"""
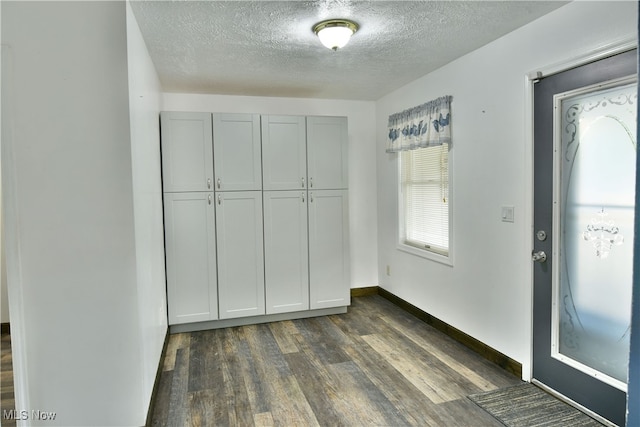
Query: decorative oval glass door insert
555 78 637 391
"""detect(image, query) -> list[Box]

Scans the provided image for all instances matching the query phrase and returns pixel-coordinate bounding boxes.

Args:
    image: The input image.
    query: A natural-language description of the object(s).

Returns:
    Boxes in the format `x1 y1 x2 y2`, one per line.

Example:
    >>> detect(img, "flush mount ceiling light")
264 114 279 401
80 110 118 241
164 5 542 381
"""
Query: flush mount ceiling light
313 19 359 51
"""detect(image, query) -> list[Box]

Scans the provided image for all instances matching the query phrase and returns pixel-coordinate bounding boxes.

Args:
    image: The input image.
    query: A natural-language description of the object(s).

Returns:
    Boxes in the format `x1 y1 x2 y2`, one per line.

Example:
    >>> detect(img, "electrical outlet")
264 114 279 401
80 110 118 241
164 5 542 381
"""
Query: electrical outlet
386 265 391 276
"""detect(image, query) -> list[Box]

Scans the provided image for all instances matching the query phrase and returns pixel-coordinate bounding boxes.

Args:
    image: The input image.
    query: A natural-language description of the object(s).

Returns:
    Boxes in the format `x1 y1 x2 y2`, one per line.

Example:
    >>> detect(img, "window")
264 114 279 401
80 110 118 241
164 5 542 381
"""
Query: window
400 144 450 258
387 95 452 262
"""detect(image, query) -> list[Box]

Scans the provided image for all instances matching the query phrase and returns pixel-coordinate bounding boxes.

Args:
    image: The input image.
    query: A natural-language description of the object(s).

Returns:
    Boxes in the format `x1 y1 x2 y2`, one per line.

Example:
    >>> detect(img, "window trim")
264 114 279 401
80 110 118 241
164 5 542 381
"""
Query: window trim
397 145 454 267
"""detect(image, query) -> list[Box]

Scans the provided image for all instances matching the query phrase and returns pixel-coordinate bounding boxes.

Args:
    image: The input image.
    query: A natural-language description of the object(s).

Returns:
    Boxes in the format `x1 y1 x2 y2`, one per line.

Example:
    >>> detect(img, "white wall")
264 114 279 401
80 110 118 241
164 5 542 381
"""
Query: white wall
1 207 7 324
126 1 168 415
0 0 7 326
2 2 160 425
0 50 5 325
376 1 637 380
163 93 379 289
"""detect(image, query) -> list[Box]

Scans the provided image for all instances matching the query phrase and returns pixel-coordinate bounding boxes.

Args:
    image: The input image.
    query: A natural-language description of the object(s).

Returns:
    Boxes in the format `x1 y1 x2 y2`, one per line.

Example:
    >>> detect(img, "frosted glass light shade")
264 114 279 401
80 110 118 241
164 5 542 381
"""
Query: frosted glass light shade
317 26 354 50
313 19 358 51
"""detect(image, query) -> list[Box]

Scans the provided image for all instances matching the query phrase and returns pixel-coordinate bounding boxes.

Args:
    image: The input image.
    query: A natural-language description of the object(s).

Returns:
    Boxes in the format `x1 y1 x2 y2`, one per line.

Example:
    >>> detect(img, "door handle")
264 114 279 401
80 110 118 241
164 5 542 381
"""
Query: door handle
532 251 547 263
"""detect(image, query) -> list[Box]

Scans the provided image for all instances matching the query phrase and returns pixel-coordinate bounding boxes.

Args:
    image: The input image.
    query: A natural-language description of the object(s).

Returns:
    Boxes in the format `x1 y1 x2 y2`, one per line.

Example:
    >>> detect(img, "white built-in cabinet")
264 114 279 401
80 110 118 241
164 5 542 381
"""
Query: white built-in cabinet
216 191 265 318
263 190 309 314
304 117 350 308
262 115 307 190
161 112 218 325
308 189 350 309
212 113 265 319
213 113 262 191
261 115 350 314
163 192 218 323
161 112 214 192
306 116 349 190
161 111 349 328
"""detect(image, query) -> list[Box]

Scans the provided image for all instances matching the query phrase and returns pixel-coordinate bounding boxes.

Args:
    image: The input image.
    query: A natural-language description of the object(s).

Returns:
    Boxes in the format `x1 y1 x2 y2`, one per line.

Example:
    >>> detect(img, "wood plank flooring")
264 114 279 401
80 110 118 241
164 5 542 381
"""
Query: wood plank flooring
1 329 16 427
151 295 521 426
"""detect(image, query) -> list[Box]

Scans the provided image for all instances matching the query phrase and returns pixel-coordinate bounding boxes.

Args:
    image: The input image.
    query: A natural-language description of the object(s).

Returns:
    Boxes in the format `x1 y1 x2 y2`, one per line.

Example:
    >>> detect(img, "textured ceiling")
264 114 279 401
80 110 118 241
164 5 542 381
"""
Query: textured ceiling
130 1 568 101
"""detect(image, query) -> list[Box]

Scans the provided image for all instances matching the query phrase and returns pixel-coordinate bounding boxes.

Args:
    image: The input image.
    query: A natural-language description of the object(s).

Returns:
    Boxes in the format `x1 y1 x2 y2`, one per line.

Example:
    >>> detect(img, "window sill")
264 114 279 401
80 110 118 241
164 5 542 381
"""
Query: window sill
397 242 453 267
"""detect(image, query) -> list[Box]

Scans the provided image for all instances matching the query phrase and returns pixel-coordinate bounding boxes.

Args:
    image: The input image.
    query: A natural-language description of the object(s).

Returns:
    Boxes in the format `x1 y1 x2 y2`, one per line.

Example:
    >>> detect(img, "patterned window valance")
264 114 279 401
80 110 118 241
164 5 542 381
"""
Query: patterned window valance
386 95 452 153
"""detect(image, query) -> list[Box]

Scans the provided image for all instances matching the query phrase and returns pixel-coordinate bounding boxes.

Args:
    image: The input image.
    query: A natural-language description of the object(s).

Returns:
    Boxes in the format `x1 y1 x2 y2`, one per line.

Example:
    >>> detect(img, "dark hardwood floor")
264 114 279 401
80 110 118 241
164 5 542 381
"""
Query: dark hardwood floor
0 295 521 426
1 329 16 427
151 295 521 426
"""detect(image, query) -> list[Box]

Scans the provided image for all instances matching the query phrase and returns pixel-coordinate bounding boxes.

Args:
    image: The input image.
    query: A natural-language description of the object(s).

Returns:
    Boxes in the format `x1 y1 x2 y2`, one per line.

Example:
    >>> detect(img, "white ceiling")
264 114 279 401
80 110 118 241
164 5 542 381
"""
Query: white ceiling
130 1 568 101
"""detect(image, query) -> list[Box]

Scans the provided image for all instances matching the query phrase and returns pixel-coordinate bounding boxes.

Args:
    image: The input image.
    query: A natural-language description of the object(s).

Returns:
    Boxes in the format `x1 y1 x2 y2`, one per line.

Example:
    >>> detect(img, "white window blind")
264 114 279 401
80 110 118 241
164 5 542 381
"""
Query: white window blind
400 144 449 255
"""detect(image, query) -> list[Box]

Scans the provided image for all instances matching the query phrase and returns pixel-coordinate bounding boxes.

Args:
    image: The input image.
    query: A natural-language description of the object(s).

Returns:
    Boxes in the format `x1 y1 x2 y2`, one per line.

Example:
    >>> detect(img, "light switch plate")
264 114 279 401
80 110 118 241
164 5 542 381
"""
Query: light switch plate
501 205 515 223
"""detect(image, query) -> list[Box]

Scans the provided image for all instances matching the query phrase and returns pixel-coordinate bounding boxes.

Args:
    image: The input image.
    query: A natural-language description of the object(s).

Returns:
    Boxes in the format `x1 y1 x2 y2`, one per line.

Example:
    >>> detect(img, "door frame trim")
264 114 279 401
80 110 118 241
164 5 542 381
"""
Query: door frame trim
527 37 637 81
523 36 637 382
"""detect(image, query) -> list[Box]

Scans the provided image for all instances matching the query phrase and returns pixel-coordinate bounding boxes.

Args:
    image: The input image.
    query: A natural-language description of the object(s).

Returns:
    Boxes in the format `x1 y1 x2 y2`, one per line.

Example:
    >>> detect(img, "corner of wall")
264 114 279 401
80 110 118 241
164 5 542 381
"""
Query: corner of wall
126 2 169 423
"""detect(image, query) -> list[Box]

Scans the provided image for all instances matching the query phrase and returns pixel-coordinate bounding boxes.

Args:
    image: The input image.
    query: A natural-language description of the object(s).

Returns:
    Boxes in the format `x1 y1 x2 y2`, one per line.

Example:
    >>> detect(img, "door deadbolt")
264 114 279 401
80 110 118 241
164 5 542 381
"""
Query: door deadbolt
536 230 547 241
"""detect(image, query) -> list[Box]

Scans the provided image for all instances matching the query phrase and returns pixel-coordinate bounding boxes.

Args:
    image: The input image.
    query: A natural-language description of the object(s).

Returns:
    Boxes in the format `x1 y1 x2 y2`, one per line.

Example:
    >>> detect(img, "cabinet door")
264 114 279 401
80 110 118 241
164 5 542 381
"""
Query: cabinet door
263 191 309 314
262 115 307 190
161 112 213 192
216 191 265 318
306 116 348 190
163 192 217 324
308 190 350 309
213 113 262 191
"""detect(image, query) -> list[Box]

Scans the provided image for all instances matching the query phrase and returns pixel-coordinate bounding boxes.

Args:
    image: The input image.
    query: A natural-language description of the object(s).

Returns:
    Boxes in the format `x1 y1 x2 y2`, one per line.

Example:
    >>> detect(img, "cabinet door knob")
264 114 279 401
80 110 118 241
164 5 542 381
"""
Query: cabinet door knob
302 192 305 203
301 177 305 188
208 194 212 205
207 178 212 189
309 177 313 188
218 194 222 205
217 178 221 189
310 192 313 203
